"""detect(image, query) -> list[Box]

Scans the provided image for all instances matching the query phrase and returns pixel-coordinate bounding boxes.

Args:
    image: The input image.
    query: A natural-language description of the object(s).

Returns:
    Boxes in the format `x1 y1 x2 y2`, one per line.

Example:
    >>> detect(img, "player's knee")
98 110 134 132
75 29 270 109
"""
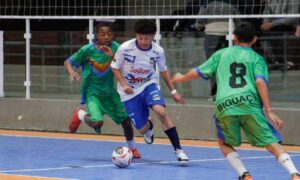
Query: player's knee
155 110 167 120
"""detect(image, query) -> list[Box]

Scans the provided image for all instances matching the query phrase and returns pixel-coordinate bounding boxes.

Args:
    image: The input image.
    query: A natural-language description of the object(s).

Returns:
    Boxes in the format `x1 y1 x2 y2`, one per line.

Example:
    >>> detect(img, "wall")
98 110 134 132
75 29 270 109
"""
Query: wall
0 98 299 145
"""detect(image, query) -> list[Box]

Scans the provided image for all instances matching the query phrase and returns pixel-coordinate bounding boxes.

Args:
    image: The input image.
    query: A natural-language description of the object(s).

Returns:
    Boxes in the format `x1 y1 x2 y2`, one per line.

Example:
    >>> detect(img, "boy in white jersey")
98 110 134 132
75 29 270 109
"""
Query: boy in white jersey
171 22 300 179
110 19 189 164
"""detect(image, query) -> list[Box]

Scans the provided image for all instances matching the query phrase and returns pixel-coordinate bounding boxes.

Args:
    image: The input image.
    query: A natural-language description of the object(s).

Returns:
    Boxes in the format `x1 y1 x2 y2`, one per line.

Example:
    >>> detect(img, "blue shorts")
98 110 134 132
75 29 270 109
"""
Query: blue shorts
124 83 165 130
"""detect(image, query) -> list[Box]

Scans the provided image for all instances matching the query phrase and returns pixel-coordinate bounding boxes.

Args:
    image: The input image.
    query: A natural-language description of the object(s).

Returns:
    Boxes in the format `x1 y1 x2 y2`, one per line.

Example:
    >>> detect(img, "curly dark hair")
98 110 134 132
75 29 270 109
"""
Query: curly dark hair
96 21 114 33
233 21 256 43
134 19 157 34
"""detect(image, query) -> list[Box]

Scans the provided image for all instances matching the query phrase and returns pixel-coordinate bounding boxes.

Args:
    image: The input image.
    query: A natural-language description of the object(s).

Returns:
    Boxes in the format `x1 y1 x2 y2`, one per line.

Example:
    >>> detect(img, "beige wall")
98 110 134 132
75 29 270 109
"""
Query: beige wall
0 98 299 145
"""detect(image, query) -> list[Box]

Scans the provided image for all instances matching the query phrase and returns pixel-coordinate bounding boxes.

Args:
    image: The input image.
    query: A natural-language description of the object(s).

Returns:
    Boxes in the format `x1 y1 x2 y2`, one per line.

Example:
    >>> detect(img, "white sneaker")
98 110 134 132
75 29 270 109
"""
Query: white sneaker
175 149 189 165
143 128 154 144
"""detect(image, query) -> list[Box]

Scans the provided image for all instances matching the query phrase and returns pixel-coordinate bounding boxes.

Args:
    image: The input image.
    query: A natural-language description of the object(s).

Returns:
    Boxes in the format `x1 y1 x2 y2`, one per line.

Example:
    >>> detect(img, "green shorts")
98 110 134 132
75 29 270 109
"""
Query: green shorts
86 90 128 125
215 113 281 147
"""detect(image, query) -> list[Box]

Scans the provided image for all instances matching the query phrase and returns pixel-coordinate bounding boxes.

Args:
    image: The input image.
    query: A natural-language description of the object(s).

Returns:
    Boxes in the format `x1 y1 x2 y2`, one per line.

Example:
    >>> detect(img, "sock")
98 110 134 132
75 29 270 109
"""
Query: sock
226 152 248 176
121 119 134 141
126 139 136 150
164 127 181 151
78 109 87 121
278 153 299 175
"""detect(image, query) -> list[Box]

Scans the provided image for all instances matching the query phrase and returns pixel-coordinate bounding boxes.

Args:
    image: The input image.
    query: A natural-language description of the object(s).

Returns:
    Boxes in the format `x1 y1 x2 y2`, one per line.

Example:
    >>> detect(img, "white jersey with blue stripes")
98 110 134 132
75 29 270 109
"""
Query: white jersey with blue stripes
111 38 167 102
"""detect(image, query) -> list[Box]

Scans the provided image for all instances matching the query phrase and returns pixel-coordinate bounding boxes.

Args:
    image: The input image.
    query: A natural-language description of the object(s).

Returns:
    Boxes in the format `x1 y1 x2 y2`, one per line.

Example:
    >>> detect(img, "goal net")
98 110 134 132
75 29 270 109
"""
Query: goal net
0 0 299 17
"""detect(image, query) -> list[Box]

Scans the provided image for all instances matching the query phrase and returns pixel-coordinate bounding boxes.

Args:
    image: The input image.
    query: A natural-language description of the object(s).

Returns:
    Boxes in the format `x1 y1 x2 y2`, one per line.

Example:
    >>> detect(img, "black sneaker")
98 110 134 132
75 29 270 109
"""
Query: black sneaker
238 172 252 180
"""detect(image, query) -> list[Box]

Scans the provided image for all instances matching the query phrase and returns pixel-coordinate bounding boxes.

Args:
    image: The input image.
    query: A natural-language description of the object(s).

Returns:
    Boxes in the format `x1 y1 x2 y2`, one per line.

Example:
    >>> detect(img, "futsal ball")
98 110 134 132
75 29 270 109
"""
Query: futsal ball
112 146 133 168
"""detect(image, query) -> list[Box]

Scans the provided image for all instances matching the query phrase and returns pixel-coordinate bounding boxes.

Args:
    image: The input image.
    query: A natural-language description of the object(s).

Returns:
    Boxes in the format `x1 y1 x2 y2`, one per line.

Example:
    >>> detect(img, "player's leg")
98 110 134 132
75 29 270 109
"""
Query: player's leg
265 143 300 180
83 95 104 133
151 104 189 163
145 84 188 163
215 115 252 180
120 118 141 158
123 88 155 145
105 90 141 158
69 94 103 133
242 113 300 179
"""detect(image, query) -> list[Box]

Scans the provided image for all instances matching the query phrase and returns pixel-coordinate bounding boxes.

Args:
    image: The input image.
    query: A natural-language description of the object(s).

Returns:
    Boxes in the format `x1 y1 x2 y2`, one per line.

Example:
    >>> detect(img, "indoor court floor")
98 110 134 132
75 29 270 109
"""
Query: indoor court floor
0 130 300 180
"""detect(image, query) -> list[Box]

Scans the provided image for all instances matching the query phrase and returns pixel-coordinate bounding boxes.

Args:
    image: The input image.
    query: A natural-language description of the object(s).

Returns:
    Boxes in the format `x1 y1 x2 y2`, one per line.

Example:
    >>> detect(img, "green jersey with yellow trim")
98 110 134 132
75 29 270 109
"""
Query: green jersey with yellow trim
68 41 119 100
197 45 268 118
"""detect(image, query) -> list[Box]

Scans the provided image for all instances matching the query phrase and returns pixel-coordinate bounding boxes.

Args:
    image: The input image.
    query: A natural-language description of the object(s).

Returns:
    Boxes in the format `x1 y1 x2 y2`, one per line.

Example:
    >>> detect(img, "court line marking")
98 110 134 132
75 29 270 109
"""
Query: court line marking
0 174 78 180
1 154 299 173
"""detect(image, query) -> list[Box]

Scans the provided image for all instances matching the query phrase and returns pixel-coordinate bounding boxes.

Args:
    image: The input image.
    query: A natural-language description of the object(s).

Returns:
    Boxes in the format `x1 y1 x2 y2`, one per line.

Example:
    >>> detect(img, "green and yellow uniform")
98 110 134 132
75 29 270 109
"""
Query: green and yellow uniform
68 41 128 124
196 45 281 147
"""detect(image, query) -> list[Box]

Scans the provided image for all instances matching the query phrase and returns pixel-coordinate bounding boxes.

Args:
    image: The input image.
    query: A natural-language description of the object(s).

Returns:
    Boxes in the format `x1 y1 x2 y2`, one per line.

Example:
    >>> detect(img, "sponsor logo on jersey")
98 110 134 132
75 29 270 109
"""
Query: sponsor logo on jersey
217 93 260 112
125 73 152 84
150 57 156 65
152 94 161 101
124 54 136 63
130 66 150 74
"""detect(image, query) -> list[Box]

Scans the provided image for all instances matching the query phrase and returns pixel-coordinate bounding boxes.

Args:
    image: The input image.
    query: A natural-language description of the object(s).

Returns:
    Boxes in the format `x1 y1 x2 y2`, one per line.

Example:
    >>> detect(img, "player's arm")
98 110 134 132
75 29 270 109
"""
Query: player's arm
160 70 185 105
64 59 80 81
171 68 200 84
64 46 89 81
255 78 284 130
111 67 133 94
110 45 133 94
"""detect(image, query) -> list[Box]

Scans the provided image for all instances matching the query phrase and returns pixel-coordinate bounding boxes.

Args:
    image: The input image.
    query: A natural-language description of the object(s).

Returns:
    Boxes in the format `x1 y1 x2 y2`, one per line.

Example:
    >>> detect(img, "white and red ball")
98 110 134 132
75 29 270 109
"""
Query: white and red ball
112 146 133 168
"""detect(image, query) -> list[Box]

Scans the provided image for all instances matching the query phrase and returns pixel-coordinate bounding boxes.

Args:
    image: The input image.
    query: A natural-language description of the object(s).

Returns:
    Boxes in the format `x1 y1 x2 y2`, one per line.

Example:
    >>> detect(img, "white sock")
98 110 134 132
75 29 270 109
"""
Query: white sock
278 153 299 175
126 139 136 149
226 152 248 176
78 109 87 122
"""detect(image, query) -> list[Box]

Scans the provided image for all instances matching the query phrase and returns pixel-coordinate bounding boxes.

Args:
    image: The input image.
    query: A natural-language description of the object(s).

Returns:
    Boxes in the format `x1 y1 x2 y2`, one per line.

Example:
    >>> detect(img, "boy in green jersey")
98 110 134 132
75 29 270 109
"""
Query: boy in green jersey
171 22 299 180
64 22 141 158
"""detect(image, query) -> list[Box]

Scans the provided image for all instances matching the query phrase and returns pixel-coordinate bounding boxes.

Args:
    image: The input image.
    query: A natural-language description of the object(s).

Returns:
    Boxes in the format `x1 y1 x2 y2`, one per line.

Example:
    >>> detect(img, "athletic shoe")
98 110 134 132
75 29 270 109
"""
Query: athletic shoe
175 149 189 165
143 129 154 144
69 107 82 133
292 173 300 180
131 148 141 159
239 172 252 180
94 127 101 134
143 120 154 144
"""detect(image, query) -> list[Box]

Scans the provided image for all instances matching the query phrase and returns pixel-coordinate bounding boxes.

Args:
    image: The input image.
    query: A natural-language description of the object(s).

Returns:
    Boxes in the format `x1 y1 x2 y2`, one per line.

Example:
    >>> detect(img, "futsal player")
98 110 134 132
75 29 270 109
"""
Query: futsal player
171 21 300 179
64 21 141 158
109 19 189 164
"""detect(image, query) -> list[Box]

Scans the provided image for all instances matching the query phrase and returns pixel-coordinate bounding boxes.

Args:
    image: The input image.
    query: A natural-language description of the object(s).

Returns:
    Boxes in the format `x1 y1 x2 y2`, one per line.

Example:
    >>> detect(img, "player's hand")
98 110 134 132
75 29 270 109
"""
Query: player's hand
261 22 273 31
69 71 80 81
123 85 134 94
172 92 185 105
98 45 114 58
266 111 284 130
171 72 184 84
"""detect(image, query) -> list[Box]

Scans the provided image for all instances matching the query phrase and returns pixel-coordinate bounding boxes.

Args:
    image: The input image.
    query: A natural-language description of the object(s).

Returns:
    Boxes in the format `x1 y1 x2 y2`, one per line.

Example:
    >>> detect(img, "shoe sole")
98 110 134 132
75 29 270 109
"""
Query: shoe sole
178 160 189 166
